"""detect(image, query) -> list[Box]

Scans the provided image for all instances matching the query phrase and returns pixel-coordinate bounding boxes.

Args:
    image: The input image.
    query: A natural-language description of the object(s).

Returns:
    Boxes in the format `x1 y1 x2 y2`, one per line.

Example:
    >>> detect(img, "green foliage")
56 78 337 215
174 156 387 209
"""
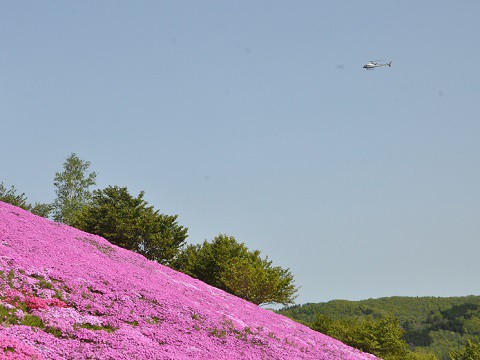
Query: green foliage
441 304 480 333
45 326 64 338
450 339 480 360
29 202 54 218
429 330 466 360
0 304 18 325
279 296 480 360
53 153 97 225
0 182 30 209
173 234 298 306
76 323 118 333
0 182 52 217
0 304 47 330
74 185 188 265
221 256 297 306
279 296 480 325
173 234 237 289
22 314 46 328
464 317 480 335
7 269 15 285
410 348 440 360
311 313 334 334
310 314 410 360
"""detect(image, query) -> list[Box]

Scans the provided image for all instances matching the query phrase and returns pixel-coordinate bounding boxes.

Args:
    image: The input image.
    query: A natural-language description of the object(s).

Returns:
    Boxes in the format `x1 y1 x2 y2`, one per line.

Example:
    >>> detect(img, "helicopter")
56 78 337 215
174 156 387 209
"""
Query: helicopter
363 60 392 70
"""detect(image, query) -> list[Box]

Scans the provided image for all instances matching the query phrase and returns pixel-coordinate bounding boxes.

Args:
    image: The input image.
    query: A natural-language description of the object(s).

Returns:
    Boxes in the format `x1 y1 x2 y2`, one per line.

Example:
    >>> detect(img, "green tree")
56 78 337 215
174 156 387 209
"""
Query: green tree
450 339 480 360
0 182 30 208
173 234 298 306
74 185 188 265
52 153 97 225
221 255 297 306
0 182 52 217
311 313 335 334
311 314 411 360
29 202 54 218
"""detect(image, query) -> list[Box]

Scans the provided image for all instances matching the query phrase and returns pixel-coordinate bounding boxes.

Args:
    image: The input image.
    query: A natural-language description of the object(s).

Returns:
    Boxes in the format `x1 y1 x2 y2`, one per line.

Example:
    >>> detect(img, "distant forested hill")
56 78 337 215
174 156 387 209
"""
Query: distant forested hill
277 296 480 360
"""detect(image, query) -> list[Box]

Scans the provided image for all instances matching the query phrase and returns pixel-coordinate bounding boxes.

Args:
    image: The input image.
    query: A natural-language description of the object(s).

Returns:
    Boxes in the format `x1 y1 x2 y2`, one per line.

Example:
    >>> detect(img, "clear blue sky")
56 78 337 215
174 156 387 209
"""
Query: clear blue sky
2 1 480 305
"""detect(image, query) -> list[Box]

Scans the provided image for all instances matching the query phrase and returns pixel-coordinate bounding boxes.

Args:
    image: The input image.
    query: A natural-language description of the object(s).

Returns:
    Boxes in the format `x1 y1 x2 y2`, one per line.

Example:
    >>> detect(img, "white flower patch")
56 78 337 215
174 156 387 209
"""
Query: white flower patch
43 306 103 332
14 309 25 320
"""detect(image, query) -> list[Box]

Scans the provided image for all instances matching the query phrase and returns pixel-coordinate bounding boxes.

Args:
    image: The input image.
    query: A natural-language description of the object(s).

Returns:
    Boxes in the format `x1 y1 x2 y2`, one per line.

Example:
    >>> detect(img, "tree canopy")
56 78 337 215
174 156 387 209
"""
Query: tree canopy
450 339 480 360
279 296 480 360
74 185 188 266
52 153 97 225
310 314 436 360
172 234 298 306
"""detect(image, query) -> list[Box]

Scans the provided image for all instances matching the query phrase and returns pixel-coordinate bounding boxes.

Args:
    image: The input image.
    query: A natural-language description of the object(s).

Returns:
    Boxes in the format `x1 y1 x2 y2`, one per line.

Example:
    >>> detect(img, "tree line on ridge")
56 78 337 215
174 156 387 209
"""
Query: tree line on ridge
278 297 480 360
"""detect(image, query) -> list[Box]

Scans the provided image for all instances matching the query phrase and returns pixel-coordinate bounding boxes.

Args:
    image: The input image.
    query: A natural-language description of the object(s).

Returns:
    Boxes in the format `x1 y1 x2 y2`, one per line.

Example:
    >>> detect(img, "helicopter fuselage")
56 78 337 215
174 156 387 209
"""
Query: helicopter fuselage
363 61 392 70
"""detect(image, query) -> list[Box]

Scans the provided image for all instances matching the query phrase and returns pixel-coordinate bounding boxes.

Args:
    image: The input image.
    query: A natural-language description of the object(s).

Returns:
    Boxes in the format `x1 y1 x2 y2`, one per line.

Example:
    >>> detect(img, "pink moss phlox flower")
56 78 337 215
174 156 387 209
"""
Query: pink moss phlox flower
0 336 46 360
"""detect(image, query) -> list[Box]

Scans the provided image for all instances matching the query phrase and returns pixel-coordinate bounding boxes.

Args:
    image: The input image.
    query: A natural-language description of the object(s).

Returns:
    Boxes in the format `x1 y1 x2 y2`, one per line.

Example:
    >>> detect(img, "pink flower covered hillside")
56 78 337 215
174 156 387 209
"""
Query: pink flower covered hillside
0 201 378 360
